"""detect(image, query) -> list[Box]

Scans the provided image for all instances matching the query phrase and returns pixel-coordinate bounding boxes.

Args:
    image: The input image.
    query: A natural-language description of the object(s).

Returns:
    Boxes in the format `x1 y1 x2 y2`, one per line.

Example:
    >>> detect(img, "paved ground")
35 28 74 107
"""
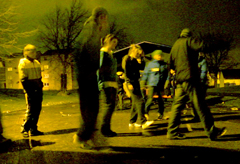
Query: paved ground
1 99 240 164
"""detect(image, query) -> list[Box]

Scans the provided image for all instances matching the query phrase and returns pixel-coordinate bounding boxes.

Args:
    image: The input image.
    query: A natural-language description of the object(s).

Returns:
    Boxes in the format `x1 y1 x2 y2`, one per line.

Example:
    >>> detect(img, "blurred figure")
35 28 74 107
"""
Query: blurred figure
167 28 226 140
73 7 110 149
97 34 118 137
18 44 44 137
0 107 11 145
123 44 154 129
141 50 168 120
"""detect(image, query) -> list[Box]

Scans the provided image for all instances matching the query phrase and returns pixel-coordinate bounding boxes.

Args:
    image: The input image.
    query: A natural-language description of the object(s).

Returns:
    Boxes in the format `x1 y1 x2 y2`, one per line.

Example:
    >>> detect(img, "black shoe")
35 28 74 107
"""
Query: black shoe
209 127 227 141
101 130 117 137
30 130 44 136
167 133 186 140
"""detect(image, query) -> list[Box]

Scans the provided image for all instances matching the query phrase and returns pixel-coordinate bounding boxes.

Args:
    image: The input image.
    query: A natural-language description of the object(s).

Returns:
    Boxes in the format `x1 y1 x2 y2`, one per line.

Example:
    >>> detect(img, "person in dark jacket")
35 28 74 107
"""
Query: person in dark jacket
123 44 154 129
73 7 110 149
18 44 44 137
167 28 226 140
97 34 118 137
141 50 168 120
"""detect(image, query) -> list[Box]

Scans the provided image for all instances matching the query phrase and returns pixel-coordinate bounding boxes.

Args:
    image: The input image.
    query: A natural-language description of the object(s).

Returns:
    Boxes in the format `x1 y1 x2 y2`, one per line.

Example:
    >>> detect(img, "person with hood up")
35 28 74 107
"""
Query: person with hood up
18 44 44 137
167 28 226 140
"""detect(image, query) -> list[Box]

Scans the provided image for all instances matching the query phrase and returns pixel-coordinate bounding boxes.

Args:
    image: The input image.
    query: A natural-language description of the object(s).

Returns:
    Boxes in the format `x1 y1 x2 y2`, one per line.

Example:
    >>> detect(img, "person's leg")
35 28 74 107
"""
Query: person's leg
22 93 34 135
30 90 43 134
167 83 188 138
189 84 221 139
156 86 165 119
101 87 117 137
76 80 99 142
129 92 138 124
144 86 154 115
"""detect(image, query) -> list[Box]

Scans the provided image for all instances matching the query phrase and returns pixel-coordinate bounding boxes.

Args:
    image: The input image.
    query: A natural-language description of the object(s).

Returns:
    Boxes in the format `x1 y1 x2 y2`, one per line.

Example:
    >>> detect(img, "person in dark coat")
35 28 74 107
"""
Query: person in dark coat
123 44 154 129
73 7 110 149
167 28 226 140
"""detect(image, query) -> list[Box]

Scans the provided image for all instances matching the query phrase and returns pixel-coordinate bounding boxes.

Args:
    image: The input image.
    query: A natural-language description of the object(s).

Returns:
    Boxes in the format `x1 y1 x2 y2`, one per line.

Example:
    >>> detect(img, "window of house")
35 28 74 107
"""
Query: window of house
44 65 49 70
8 67 12 71
44 83 49 87
44 74 49 78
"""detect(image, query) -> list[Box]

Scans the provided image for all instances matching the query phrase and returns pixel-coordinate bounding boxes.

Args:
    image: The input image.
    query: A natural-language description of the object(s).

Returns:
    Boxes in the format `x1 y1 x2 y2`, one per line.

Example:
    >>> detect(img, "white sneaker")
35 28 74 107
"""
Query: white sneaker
142 120 154 130
129 123 142 128
144 114 149 121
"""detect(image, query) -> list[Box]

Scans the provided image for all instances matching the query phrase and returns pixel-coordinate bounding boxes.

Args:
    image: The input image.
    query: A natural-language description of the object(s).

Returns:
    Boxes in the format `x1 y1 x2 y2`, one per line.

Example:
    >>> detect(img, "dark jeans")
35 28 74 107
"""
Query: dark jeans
145 86 164 115
76 78 99 141
167 81 215 137
129 84 146 124
100 87 117 132
22 90 43 132
0 108 2 135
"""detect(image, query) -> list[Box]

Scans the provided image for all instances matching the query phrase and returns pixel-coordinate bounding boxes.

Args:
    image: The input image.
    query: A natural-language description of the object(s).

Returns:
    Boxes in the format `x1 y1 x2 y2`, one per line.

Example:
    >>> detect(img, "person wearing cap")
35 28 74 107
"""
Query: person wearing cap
73 7 110 149
167 28 226 140
141 50 168 120
18 44 44 137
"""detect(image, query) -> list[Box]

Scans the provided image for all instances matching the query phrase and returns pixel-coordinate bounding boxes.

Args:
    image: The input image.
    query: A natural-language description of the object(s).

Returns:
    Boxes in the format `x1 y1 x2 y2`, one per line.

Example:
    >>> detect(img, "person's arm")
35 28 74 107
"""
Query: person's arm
18 59 31 93
200 59 207 83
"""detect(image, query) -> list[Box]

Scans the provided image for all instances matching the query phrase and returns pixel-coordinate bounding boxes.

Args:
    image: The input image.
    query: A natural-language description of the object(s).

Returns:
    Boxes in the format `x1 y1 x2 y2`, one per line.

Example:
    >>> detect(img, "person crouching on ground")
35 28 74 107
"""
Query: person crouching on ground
18 44 44 137
97 34 118 137
123 44 154 129
141 50 168 120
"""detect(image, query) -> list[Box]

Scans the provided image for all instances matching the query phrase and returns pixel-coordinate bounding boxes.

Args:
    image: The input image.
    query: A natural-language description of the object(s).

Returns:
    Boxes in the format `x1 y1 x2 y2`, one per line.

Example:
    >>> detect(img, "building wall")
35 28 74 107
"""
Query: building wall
3 53 77 91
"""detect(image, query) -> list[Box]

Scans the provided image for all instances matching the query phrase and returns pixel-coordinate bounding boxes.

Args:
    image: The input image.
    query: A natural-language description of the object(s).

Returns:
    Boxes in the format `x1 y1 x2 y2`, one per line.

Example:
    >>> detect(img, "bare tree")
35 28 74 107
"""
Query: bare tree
37 0 89 92
0 0 37 54
109 18 134 50
201 31 237 87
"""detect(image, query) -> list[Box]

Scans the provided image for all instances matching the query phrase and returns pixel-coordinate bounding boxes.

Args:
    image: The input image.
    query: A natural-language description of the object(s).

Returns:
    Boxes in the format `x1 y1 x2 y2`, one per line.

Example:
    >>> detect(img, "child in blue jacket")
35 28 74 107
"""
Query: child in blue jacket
141 50 168 120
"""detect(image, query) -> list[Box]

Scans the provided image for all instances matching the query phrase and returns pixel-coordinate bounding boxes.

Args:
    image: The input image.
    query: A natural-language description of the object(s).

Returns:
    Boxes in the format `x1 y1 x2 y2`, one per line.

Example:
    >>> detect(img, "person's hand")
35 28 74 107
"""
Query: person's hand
128 84 133 90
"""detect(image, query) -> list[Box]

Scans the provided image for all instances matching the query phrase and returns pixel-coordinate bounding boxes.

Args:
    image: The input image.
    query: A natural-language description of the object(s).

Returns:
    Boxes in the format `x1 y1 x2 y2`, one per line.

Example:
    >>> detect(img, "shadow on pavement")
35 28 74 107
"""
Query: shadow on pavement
44 128 78 135
1 145 239 164
0 139 55 153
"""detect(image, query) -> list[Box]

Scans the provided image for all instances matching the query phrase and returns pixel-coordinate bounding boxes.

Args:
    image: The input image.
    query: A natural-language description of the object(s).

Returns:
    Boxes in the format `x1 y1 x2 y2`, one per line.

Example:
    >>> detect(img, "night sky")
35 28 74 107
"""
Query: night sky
13 0 240 59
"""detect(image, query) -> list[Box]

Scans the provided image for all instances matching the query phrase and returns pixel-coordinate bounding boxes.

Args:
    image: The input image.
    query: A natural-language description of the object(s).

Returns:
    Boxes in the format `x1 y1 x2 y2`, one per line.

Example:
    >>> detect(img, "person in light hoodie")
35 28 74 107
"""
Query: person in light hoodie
18 44 44 138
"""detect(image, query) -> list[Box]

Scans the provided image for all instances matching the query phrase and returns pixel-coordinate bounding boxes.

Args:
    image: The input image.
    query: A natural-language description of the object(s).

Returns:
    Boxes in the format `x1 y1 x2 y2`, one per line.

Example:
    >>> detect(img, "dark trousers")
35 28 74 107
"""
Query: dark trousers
167 81 215 137
129 85 146 124
0 108 2 135
145 86 164 115
99 87 117 132
76 78 99 141
22 90 43 132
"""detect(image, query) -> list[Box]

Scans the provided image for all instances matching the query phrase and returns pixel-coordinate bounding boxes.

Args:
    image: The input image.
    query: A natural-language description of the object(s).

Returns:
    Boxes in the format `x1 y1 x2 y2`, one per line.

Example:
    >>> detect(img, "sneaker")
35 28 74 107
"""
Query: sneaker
30 130 44 136
144 114 149 121
129 123 142 128
73 134 93 150
157 113 163 120
101 130 117 137
142 120 154 130
21 131 29 138
209 127 227 141
167 133 186 140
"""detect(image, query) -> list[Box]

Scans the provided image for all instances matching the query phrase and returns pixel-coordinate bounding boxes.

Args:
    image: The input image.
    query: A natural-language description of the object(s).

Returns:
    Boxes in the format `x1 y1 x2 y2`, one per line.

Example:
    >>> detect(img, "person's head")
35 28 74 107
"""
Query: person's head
23 44 37 59
101 34 118 50
92 7 109 29
151 50 163 61
128 44 144 59
179 28 192 38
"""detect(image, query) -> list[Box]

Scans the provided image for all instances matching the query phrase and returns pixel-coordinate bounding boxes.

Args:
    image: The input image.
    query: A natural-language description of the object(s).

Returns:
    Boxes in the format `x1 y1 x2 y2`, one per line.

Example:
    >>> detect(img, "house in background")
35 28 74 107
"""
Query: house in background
2 50 78 91
208 69 240 87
